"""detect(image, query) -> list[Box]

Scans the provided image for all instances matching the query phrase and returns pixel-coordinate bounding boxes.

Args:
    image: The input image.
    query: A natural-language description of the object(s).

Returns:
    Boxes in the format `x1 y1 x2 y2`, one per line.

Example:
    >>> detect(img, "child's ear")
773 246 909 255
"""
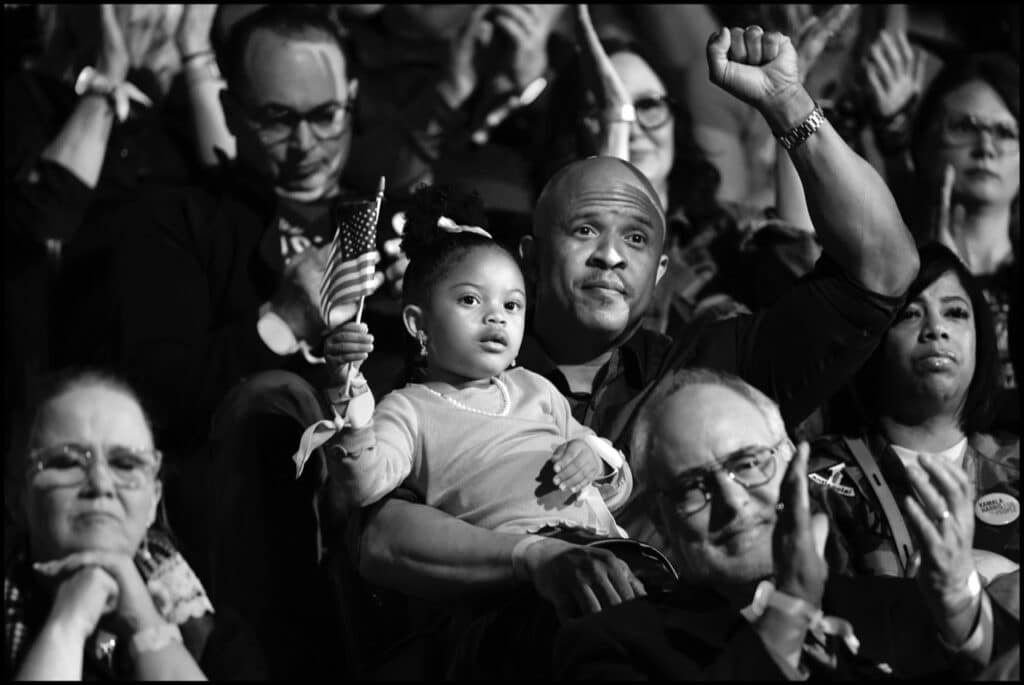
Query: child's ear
402 304 425 340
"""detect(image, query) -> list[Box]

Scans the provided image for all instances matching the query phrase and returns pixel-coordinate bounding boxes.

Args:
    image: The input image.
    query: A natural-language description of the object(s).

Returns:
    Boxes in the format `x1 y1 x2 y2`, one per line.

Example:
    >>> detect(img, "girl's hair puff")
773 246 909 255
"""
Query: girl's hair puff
400 184 517 309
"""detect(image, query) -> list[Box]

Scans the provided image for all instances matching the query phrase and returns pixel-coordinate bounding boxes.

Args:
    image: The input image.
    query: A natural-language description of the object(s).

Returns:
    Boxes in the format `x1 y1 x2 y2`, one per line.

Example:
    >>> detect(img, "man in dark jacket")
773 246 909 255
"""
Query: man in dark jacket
87 7 378 679
555 368 1019 679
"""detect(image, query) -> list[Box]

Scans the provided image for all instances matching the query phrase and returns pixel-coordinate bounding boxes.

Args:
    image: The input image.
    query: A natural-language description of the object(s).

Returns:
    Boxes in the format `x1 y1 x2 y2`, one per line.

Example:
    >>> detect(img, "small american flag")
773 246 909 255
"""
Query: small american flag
320 178 385 321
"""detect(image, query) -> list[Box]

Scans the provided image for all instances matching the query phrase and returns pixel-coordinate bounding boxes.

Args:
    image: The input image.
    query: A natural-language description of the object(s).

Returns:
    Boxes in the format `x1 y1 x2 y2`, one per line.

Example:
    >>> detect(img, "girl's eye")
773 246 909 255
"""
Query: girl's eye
505 301 523 312
458 294 479 306
896 306 922 322
946 306 971 320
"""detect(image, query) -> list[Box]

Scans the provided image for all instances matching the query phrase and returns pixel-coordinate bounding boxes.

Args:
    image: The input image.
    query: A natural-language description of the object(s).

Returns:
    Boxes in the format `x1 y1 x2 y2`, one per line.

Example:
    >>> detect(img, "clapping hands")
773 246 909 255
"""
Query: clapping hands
862 29 927 120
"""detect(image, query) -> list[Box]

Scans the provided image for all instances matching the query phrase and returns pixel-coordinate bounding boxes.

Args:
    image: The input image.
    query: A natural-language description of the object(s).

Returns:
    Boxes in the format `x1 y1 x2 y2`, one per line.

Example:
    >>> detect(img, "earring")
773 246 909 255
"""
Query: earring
509 358 517 368
418 333 428 358
139 534 154 565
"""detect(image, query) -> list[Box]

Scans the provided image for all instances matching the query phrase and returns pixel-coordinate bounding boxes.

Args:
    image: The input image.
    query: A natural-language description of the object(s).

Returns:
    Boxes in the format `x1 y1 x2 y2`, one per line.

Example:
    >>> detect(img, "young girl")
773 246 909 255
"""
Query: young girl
318 186 631 540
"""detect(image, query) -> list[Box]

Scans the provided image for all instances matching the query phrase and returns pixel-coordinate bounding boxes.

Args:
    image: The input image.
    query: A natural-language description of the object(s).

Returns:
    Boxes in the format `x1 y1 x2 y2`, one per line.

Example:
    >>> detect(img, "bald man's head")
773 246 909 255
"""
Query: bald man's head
534 156 666 246
520 156 670 360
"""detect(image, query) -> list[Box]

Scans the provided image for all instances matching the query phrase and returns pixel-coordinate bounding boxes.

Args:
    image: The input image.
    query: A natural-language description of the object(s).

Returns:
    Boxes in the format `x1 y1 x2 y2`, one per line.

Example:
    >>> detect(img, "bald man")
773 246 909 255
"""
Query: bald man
348 24 921 678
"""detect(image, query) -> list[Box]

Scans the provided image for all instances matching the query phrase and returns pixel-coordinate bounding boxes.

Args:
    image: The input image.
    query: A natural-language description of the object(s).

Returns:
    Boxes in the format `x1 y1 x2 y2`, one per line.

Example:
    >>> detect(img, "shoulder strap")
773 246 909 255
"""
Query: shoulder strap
842 437 915 576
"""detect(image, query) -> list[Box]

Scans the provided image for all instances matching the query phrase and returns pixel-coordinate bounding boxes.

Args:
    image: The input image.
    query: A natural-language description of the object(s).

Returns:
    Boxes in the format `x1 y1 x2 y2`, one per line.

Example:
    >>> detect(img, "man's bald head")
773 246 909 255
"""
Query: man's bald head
520 156 670 362
534 156 666 247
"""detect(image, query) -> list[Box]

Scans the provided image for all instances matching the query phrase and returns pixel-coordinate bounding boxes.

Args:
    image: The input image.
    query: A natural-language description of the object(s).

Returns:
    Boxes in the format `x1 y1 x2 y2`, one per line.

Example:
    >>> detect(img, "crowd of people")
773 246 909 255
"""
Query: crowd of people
3 4 1019 681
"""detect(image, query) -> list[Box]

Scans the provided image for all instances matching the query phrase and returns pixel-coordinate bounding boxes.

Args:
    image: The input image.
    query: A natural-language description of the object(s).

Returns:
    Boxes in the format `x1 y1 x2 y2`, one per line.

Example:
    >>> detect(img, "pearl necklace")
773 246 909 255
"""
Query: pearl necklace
419 376 511 417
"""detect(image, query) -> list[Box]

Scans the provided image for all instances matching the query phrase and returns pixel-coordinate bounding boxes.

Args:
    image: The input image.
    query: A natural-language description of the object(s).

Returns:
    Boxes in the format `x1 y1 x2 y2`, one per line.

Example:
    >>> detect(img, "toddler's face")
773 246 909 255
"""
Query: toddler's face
423 247 526 385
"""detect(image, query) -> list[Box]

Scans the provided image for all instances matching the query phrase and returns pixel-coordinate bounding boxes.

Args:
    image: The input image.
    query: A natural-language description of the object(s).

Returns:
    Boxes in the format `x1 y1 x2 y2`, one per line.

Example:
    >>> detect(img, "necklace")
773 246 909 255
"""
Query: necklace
419 376 511 417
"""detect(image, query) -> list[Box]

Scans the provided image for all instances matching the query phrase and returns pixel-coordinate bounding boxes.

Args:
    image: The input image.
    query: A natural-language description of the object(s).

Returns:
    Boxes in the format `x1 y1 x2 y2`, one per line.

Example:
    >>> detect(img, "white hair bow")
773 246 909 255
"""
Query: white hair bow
437 216 492 239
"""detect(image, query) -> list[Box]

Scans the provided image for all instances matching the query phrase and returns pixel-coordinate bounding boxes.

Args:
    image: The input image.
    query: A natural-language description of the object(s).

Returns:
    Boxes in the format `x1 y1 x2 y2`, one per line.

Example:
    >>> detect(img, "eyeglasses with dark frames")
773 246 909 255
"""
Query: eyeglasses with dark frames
245 100 354 145
655 437 793 518
939 113 1019 153
28 443 162 489
582 94 677 132
632 94 676 131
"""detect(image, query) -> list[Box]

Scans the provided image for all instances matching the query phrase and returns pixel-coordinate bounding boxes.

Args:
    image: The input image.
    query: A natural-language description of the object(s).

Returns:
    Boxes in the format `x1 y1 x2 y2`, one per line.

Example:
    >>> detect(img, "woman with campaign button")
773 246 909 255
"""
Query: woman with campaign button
809 243 1019 589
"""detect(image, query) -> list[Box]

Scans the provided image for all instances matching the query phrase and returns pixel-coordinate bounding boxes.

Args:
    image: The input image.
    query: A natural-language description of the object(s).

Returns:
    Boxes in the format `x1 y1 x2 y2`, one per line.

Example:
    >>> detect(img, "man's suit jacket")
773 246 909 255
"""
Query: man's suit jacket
555 574 1020 680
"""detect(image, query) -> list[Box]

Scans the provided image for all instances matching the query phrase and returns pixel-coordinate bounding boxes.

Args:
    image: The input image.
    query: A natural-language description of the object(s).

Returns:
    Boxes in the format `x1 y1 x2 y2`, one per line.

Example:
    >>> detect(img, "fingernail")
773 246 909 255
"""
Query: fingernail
553 464 561 473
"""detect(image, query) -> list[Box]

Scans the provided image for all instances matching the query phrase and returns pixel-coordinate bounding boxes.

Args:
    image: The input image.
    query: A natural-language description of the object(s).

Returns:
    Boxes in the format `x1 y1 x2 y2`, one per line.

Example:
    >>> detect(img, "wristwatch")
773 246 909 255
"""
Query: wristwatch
777 103 826 151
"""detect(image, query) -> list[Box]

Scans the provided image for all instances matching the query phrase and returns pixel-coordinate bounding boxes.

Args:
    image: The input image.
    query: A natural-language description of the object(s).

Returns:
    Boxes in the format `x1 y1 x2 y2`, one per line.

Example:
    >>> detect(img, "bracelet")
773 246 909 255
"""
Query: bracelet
181 49 216 64
511 535 547 581
130 623 183 655
516 76 549 107
183 53 223 86
776 102 826 151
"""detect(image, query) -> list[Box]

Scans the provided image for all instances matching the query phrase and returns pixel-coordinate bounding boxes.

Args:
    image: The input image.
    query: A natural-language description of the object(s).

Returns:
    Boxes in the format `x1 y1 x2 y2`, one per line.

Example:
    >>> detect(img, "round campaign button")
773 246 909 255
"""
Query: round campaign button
974 493 1020 526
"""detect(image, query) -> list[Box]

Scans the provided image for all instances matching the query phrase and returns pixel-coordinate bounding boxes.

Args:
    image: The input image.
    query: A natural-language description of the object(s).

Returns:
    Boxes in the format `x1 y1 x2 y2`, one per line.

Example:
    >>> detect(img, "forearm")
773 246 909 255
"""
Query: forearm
358 497 525 598
182 61 235 166
133 641 206 681
14 621 86 681
600 120 630 161
325 425 407 507
6 160 95 245
774 141 815 232
39 94 115 188
766 88 918 296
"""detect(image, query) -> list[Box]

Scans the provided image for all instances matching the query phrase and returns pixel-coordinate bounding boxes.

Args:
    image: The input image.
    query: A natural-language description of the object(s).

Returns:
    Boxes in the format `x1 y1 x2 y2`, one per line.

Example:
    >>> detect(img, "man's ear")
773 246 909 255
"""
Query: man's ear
148 479 163 529
654 253 669 286
402 304 425 340
519 235 537 281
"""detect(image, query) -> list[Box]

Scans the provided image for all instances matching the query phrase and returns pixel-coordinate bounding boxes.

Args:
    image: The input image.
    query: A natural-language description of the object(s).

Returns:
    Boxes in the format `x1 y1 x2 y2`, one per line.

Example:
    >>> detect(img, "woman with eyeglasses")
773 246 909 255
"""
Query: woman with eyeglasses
869 50 1020 435
3 369 265 680
809 243 1019 591
911 53 1020 435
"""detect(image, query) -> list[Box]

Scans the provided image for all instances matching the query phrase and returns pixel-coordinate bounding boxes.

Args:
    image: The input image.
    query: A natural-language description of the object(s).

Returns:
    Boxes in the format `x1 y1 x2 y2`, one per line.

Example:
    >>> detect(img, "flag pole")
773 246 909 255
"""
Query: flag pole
344 176 386 398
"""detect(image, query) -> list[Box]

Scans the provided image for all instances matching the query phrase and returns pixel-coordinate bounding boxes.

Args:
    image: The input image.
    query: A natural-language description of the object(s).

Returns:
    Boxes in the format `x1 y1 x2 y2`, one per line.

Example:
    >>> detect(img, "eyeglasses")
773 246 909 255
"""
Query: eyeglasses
245 101 353 145
582 94 676 132
655 437 792 517
939 114 1019 153
28 443 163 489
633 94 676 131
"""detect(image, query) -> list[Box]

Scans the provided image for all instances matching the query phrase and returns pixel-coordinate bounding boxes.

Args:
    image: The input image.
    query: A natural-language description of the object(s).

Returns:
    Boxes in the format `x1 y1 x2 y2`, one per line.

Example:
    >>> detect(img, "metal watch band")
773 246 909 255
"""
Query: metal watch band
777 103 826 151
